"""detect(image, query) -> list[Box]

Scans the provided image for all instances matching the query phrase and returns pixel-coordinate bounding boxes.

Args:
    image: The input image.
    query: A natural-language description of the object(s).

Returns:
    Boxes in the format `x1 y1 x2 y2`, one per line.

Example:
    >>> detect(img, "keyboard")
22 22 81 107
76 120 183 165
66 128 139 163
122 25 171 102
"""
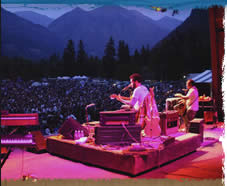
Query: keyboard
1 134 36 147
1 113 39 126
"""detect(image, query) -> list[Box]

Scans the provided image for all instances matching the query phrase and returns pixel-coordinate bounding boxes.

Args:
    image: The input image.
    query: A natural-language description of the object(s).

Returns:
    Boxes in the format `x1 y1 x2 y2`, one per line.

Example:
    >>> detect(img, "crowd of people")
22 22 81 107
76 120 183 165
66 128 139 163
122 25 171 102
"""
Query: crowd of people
1 77 185 135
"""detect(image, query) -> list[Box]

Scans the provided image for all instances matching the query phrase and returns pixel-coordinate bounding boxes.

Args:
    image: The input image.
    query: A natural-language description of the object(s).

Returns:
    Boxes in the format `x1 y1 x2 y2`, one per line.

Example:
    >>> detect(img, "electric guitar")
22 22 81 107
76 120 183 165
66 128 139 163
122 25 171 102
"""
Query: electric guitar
110 94 131 101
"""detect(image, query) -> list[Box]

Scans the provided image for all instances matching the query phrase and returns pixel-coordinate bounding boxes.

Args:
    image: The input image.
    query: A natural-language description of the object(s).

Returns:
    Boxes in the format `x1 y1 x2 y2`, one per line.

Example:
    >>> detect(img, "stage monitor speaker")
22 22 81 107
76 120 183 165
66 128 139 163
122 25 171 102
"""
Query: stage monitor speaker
58 117 89 139
27 130 47 153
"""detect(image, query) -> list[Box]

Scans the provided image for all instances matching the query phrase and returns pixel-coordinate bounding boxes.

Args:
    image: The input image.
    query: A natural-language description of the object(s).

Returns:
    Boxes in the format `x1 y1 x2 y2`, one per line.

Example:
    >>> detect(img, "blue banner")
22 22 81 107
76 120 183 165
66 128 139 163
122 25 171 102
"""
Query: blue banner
1 0 227 9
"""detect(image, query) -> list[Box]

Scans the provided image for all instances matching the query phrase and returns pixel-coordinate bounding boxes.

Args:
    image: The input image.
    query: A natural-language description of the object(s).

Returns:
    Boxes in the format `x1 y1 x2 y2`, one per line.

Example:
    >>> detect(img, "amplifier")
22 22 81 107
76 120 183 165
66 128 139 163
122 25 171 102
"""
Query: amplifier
159 111 179 135
94 125 141 145
204 111 214 124
99 110 136 126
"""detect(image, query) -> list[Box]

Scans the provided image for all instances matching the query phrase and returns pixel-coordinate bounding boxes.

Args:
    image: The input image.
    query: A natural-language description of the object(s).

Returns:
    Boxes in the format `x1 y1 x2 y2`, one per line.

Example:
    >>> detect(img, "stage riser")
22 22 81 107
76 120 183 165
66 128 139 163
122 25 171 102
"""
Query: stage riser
131 136 201 174
47 133 202 176
47 139 136 173
159 136 201 165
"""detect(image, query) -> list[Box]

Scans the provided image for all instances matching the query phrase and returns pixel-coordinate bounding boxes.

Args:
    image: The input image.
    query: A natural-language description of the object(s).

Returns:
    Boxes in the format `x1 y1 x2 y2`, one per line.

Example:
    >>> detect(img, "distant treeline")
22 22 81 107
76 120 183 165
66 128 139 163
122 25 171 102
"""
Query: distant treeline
0 34 211 81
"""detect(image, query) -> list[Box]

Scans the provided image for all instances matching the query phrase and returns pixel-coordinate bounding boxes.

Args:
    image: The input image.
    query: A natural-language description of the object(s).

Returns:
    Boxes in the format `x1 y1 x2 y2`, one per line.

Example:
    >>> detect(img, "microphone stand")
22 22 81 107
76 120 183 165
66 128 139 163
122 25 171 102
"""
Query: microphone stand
84 106 91 138
85 106 89 125
85 104 95 138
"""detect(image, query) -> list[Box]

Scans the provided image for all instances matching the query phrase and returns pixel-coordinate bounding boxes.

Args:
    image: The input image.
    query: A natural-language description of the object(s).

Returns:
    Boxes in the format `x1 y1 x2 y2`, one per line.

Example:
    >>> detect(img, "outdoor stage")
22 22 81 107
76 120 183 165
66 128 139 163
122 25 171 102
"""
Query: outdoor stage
1 122 224 180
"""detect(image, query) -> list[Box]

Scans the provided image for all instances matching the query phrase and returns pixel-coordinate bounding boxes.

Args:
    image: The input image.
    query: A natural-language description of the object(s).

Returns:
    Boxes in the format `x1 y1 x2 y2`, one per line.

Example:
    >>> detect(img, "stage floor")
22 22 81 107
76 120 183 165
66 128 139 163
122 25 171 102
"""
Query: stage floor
1 122 224 180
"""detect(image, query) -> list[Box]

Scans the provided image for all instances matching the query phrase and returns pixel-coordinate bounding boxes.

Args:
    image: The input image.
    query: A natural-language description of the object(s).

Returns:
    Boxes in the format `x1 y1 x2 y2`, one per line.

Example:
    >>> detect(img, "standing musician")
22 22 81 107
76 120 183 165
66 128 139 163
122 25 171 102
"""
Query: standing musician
110 73 161 137
175 79 199 132
110 73 148 111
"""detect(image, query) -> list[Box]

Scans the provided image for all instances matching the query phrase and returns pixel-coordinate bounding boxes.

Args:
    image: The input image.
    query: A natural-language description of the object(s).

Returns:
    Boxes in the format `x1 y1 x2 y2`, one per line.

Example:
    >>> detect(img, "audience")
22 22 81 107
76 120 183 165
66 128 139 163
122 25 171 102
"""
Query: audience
1 77 185 135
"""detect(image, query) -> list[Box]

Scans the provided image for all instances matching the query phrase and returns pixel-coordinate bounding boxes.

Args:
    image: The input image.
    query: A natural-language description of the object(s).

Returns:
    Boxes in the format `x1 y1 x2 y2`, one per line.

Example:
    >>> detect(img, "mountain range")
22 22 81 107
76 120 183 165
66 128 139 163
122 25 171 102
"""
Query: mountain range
1 8 64 60
14 11 54 27
150 9 211 79
1 6 183 59
48 6 182 56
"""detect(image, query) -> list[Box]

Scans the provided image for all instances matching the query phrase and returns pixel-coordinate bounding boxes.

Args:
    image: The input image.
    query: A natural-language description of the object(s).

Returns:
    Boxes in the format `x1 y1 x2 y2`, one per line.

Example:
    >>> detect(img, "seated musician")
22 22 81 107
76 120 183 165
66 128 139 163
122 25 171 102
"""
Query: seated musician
110 73 161 137
175 79 199 132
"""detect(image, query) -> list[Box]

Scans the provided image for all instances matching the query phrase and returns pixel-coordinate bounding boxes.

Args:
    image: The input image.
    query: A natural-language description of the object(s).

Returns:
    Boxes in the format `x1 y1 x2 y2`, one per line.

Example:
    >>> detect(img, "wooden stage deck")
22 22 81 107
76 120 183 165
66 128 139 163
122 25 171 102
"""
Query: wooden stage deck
46 132 202 176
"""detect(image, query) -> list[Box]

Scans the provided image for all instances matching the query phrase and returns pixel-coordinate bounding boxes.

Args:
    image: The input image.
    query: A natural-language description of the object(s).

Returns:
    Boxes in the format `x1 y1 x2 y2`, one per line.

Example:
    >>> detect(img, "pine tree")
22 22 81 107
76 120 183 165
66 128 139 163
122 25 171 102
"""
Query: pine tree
104 36 116 61
140 45 150 66
102 36 116 78
133 49 140 64
49 53 60 77
117 40 130 64
77 40 87 65
62 39 76 76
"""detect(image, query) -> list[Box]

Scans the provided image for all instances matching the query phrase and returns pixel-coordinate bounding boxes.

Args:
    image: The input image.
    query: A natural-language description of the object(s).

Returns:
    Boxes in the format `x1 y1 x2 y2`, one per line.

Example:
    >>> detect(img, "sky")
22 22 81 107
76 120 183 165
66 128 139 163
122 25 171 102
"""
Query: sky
1 4 192 21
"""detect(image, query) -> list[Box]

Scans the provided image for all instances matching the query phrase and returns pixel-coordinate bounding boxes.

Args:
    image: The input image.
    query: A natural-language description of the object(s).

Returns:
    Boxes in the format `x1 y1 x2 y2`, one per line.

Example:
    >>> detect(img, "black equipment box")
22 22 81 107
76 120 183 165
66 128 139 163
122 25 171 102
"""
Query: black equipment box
94 125 141 145
99 110 136 126
189 118 204 142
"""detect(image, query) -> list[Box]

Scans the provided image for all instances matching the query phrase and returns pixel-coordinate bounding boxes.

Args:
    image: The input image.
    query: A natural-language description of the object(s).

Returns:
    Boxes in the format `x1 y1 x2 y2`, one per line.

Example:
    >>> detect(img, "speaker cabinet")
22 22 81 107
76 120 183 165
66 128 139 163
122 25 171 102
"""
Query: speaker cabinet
95 125 141 145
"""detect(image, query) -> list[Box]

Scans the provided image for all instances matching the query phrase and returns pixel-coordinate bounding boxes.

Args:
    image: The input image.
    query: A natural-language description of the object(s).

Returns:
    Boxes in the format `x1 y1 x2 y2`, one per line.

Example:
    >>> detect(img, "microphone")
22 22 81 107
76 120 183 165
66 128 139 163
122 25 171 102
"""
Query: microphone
86 103 95 109
122 84 132 92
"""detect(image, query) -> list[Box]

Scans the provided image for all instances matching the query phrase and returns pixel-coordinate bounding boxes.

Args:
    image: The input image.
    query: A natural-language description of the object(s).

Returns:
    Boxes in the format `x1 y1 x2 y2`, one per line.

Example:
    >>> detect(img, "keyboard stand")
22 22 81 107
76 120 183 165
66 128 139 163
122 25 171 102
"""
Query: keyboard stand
1 147 12 168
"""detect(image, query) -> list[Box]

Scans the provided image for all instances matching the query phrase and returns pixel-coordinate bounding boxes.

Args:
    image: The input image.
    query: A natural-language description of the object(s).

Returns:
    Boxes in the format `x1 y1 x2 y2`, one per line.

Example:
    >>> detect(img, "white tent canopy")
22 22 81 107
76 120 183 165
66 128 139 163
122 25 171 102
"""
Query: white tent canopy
57 76 71 80
31 82 41 87
190 70 212 83
72 75 88 79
